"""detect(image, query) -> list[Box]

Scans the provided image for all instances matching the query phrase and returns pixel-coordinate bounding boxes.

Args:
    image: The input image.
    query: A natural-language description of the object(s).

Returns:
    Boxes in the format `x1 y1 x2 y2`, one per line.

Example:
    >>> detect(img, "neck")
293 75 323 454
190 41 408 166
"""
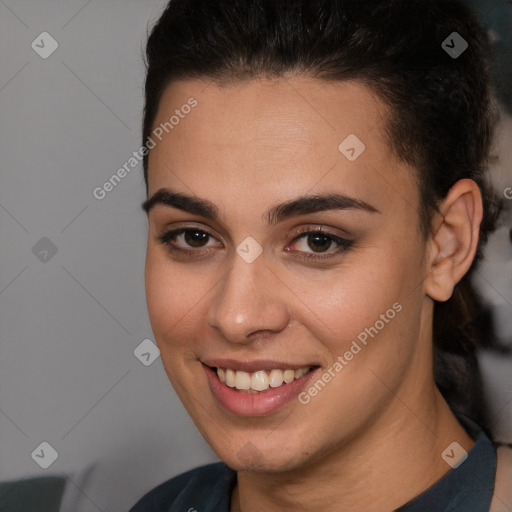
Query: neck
231 387 474 512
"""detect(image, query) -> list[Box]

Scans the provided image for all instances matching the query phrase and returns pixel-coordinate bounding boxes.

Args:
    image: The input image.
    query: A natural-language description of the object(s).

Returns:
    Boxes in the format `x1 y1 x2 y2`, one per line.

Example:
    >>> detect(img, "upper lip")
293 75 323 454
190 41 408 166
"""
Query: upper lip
202 359 319 372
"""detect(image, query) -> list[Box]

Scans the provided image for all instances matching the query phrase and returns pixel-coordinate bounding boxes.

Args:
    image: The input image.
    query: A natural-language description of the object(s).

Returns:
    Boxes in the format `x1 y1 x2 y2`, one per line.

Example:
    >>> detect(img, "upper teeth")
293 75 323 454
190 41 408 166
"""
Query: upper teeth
216 367 310 392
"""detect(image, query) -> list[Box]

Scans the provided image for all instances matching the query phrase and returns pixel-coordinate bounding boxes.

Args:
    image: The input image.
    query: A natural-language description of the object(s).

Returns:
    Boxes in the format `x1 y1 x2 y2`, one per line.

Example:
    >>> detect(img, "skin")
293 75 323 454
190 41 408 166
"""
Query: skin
144 75 482 512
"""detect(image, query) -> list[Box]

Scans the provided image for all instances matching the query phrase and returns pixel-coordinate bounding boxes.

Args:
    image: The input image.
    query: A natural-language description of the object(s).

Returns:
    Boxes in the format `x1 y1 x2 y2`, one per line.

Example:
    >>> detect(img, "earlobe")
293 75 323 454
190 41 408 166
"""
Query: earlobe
424 179 483 303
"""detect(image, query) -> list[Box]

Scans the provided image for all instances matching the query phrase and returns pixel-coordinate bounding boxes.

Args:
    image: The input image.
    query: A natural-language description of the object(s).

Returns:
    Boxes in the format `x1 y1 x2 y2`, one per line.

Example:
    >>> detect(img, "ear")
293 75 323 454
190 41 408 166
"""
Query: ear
424 179 483 302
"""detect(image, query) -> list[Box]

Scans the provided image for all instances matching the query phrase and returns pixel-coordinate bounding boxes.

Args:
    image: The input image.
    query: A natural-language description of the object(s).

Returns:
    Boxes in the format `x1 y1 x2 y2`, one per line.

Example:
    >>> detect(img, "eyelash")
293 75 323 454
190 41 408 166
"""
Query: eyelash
157 226 354 261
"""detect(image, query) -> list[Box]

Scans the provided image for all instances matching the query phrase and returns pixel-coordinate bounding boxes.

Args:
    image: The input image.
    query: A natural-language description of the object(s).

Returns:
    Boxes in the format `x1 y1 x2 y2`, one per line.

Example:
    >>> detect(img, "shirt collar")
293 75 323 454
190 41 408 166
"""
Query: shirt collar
395 421 496 511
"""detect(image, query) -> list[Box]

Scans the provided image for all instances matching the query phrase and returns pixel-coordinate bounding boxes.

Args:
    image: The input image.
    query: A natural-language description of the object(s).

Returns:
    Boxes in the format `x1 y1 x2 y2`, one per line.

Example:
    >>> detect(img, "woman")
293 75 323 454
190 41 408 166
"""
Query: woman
131 0 512 510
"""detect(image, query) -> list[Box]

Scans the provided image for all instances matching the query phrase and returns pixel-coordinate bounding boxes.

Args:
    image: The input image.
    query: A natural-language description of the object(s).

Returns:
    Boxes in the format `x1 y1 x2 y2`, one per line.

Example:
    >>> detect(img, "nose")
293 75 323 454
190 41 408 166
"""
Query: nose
206 250 291 344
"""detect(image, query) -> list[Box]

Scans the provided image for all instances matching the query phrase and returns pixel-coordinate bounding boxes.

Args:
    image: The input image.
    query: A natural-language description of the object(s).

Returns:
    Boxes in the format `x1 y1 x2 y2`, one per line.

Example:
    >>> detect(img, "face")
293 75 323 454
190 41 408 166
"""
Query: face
144 76 433 473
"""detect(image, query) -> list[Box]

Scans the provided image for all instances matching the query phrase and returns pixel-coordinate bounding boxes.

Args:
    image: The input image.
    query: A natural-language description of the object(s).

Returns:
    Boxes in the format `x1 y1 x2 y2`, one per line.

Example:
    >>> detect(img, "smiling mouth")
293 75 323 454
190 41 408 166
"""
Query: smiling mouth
213 366 317 393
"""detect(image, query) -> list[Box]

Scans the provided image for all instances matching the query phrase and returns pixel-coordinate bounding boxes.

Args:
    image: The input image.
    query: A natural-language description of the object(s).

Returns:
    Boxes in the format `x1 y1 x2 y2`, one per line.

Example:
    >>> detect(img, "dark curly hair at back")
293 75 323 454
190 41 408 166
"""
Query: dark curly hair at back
142 0 504 436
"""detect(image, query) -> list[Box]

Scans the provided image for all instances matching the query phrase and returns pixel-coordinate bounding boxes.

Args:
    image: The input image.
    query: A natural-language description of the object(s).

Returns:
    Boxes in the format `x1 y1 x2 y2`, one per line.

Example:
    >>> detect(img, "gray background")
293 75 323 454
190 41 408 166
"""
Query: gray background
0 1 510 511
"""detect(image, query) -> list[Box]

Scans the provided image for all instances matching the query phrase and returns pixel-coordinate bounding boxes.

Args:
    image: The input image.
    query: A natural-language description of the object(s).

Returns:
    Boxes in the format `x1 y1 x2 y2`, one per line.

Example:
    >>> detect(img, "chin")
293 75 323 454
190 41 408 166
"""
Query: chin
225 451 308 474
206 431 314 474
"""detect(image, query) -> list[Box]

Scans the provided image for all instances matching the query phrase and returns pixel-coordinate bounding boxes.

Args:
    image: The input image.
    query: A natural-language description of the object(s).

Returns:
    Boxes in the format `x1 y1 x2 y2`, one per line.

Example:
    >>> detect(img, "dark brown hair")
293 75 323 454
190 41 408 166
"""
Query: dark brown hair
142 0 503 433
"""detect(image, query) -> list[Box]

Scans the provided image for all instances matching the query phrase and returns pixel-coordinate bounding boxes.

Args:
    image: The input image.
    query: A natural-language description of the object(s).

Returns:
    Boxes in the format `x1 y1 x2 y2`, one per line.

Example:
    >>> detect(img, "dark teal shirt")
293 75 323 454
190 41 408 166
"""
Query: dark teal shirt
130 422 496 512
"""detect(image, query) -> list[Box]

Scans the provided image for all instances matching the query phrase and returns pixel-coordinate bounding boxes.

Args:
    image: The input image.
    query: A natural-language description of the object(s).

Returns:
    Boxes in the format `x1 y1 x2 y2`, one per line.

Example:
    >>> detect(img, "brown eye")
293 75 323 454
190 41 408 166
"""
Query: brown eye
305 233 333 253
289 228 354 260
158 228 219 253
157 225 354 262
183 230 209 247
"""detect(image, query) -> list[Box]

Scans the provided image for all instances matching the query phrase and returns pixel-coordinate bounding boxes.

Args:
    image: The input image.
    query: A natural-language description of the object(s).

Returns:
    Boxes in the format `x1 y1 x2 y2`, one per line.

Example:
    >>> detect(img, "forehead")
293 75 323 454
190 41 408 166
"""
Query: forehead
151 76 385 153
147 76 418 219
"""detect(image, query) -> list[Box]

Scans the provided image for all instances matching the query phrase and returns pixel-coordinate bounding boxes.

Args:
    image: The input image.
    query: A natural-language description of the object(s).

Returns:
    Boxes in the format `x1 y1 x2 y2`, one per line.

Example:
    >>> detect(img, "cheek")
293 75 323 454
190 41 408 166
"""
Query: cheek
145 254 210 399
287 256 406 344
303 254 421 387
144 247 207 351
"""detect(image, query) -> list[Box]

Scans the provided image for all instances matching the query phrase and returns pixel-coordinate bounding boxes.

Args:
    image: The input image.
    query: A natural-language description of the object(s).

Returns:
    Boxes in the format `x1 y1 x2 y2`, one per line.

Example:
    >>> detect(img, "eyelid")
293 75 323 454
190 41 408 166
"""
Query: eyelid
289 223 352 240
157 221 222 242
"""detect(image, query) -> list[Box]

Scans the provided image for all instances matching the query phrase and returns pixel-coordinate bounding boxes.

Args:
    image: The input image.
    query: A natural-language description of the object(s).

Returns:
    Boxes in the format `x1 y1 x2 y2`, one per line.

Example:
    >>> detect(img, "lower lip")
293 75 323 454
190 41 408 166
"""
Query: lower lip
203 364 320 416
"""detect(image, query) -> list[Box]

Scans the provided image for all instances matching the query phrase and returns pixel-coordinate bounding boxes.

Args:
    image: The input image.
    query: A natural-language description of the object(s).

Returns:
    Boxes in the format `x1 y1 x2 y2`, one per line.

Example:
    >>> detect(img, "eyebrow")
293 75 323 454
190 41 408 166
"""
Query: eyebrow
142 187 380 226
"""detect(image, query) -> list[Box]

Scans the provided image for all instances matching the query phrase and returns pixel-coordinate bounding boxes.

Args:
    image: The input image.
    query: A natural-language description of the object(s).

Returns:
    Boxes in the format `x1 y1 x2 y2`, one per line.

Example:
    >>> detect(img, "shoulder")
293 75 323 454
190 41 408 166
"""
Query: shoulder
129 462 235 512
490 445 512 512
